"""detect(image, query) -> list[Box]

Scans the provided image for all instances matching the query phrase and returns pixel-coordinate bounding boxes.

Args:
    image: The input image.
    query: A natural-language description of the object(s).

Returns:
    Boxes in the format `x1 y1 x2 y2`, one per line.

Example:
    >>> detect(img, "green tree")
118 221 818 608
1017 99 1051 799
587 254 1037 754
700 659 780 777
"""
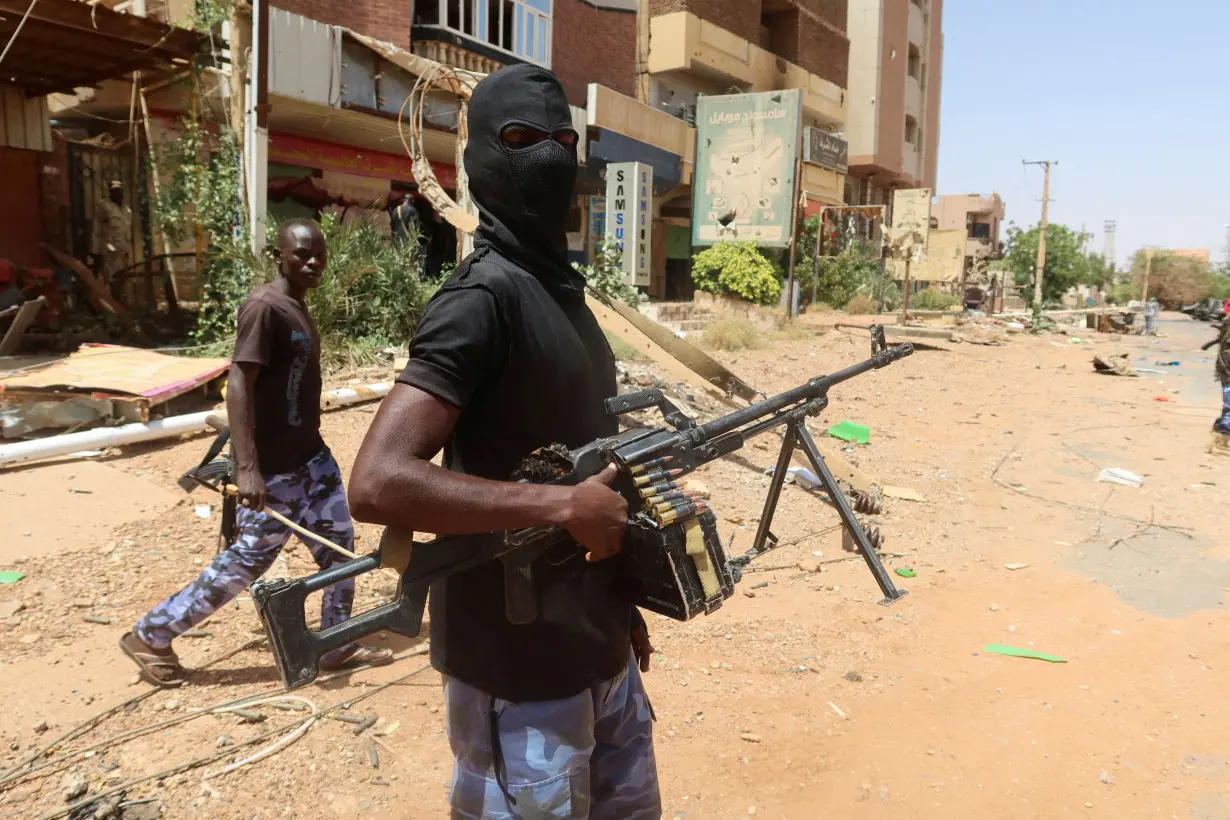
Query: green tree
1210 263 1230 301
1002 222 1094 305
1129 250 1211 307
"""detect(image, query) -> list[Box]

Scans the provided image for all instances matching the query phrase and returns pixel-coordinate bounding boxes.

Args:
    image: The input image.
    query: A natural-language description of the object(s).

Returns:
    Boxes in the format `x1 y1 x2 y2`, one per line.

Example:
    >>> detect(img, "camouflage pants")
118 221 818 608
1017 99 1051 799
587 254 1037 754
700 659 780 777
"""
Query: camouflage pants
134 447 356 656
444 652 660 820
1216 383 1230 432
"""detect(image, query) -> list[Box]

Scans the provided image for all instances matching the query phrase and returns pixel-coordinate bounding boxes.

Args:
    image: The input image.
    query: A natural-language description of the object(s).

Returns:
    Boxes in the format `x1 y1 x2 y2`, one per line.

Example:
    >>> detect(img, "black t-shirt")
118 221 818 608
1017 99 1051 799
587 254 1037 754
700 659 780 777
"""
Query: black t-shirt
396 247 628 702
231 286 324 475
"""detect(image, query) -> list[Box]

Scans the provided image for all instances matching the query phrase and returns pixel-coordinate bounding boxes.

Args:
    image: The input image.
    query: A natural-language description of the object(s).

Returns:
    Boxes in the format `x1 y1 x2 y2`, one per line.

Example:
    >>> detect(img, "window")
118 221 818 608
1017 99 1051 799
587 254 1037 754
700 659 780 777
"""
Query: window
970 222 992 240
907 44 921 80
417 0 551 65
904 115 919 147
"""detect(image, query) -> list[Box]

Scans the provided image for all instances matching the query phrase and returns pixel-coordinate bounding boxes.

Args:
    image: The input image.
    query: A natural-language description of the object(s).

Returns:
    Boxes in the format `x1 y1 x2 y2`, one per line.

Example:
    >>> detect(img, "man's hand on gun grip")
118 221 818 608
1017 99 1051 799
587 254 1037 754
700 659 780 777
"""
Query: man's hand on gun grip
236 465 267 511
562 464 628 562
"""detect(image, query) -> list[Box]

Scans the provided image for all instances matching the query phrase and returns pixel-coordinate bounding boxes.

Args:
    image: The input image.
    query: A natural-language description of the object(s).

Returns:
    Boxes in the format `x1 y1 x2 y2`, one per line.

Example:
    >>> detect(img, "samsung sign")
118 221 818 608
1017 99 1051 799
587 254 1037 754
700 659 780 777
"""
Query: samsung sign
803 127 848 174
604 161 653 287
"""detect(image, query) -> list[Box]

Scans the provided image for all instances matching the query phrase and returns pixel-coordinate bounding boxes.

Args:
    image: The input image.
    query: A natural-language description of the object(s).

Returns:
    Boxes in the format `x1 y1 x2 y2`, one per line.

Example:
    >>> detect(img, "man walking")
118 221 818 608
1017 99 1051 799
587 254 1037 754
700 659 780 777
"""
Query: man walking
348 65 660 819
120 219 392 686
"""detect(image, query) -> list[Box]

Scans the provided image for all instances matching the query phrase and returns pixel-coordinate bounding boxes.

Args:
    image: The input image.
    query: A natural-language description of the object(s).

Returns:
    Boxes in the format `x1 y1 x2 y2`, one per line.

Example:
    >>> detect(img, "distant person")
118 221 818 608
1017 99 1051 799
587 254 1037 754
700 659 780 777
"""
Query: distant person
1204 321 1230 434
1144 297 1159 335
119 219 393 686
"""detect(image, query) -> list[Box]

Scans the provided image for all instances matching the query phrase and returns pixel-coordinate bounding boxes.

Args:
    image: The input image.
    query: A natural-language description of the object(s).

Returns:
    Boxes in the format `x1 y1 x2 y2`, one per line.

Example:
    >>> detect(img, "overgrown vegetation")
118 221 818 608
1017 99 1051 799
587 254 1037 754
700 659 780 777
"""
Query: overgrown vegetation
149 114 249 346
574 238 642 307
911 288 961 310
304 215 437 370
691 242 783 306
701 316 762 351
845 294 877 314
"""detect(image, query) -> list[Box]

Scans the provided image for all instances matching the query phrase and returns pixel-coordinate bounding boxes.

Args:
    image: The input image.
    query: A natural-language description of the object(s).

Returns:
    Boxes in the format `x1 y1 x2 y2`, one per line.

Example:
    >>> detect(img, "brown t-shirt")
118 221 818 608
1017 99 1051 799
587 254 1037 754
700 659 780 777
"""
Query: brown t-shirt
231 285 324 475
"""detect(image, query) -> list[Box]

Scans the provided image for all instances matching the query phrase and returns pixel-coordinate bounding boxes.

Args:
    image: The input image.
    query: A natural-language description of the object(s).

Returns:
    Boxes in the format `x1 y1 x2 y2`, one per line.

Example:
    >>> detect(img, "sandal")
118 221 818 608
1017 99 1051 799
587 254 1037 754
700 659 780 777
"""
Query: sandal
119 631 187 688
320 644 394 671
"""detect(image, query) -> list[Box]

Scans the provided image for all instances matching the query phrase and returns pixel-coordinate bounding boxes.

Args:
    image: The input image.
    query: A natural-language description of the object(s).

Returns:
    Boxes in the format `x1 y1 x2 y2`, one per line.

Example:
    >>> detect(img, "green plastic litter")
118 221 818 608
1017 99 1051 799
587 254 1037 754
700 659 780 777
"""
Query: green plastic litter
984 643 1066 663
0 571 25 584
895 567 916 578
827 420 871 445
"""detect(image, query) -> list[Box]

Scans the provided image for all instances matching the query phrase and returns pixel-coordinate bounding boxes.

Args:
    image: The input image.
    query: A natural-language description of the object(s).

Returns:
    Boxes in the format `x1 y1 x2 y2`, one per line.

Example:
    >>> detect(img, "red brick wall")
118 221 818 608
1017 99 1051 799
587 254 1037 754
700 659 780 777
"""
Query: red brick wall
553 0 636 107
764 7 849 88
648 0 761 44
273 0 411 46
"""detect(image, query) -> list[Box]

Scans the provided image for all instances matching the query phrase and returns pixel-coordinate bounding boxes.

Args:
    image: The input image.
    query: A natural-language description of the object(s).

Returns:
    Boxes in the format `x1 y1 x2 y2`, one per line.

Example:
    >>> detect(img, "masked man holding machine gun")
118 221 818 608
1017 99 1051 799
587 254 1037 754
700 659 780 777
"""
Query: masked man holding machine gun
348 65 661 818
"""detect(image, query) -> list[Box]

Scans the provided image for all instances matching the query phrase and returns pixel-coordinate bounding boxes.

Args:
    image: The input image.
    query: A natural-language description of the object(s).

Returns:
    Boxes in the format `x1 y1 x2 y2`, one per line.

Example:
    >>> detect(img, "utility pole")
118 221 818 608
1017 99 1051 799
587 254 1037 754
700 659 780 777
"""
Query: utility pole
1023 160 1057 328
1141 248 1154 302
1103 220 1117 269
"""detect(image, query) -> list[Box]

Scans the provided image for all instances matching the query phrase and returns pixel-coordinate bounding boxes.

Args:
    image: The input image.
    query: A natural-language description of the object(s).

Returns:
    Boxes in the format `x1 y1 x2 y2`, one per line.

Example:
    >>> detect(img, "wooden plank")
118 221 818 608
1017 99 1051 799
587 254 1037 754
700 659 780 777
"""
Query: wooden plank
42 245 136 330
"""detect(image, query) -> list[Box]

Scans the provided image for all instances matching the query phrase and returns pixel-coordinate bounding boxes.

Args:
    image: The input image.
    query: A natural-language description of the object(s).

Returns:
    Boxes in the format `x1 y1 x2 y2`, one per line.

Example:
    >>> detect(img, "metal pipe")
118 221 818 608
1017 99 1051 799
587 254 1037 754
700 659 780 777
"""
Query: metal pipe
0 382 394 468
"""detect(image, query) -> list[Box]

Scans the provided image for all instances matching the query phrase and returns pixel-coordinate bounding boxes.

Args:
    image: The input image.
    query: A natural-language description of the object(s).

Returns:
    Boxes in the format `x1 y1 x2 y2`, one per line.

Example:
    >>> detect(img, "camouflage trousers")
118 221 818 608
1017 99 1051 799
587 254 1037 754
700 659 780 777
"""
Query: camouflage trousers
1216 383 1230 433
134 447 355 656
444 652 660 820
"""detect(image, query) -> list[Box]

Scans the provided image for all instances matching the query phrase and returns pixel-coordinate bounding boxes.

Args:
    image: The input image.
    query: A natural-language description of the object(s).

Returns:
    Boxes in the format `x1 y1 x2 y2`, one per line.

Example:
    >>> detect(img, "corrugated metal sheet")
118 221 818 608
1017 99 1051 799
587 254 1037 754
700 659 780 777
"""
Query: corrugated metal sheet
269 9 340 106
0 88 52 152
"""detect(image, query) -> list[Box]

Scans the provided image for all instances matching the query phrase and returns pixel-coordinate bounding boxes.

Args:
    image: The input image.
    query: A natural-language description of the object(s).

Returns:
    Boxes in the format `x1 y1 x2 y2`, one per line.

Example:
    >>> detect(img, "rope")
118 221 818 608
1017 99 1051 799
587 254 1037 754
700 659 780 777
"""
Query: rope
39 662 434 820
0 0 38 69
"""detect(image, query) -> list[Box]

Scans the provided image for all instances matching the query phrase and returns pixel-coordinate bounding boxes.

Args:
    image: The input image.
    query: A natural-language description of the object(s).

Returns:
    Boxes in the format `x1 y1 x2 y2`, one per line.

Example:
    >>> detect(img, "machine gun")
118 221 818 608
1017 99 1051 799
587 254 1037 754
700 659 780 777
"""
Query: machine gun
252 326 914 689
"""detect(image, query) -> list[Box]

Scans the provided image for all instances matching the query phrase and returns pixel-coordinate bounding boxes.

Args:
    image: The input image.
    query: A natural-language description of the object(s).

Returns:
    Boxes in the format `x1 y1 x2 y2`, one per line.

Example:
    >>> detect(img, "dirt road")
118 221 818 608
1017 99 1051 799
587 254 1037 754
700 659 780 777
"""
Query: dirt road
1 313 1227 819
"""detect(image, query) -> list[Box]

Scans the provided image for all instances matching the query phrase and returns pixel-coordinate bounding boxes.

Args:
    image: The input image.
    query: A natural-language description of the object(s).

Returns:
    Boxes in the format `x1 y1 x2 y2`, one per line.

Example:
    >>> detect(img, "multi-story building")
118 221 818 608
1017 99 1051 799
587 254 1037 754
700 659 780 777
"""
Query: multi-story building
934 192 1005 274
578 0 851 297
844 0 942 216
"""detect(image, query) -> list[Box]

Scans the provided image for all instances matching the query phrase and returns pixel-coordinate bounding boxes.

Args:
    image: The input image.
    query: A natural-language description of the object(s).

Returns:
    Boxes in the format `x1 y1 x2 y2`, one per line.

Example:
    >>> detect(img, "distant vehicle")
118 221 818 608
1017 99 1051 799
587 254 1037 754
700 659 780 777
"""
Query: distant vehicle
1180 298 1225 322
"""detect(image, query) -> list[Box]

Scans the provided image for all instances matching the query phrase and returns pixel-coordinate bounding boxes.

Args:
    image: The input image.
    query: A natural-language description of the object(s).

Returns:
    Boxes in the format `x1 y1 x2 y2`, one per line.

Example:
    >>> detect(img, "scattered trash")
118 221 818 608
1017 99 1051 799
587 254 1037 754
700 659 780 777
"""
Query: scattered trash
1152 396 1172 402
1098 467 1144 487
882 485 926 502
1092 354 1136 377
67 450 104 458
374 720 400 738
740 732 762 743
766 465 823 490
984 644 1067 663
1005 322 1025 333
181 629 211 638
0 572 25 584
1154 361 1180 367
827 420 871 445
1067 337 1085 344
194 504 214 520
1004 563 1030 571
828 701 850 720
367 740 380 769
1099 770 1114 785
68 488 93 494
895 568 916 578
352 715 378 736
750 582 768 590
82 615 112 625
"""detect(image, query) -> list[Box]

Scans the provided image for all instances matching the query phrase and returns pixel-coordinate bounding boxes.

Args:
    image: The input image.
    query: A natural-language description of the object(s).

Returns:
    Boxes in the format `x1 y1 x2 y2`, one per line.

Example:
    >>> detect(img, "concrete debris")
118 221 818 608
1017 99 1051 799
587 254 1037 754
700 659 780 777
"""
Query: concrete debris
62 771 88 802
1092 354 1136 377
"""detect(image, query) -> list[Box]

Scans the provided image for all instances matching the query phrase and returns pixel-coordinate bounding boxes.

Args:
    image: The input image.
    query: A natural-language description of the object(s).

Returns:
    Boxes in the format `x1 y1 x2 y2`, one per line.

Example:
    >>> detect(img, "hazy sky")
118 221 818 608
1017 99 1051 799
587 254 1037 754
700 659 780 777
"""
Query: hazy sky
935 0 1228 268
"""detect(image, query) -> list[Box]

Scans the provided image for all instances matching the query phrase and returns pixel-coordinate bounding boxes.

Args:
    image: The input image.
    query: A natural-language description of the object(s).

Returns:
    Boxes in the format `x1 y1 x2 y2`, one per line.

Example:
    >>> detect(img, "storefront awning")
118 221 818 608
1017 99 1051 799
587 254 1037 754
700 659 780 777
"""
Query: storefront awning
0 0 206 97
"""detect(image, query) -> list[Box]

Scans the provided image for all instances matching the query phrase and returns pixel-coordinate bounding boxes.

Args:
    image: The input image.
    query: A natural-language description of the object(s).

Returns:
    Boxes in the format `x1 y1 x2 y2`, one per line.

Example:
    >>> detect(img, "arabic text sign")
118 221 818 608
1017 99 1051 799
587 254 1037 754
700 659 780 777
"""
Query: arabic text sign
693 90 802 248
803 127 848 174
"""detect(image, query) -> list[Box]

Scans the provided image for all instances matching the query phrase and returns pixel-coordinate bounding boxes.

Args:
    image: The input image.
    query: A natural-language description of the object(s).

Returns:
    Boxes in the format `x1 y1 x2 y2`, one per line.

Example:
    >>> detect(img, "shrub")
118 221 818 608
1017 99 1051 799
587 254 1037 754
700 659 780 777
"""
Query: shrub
911 289 960 310
845 295 876 314
770 320 816 341
702 316 762 351
692 242 783 306
574 238 642 307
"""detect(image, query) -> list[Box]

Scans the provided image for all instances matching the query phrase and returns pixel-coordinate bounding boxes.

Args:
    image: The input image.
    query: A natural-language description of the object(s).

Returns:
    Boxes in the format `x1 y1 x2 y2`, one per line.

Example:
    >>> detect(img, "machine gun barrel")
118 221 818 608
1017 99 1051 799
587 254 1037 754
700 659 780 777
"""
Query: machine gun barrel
699 337 913 442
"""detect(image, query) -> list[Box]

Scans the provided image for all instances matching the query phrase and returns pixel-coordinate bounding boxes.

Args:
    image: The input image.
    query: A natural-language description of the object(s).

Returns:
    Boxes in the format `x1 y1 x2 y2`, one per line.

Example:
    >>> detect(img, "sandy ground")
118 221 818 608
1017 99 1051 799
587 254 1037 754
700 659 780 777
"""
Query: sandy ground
1 312 1228 819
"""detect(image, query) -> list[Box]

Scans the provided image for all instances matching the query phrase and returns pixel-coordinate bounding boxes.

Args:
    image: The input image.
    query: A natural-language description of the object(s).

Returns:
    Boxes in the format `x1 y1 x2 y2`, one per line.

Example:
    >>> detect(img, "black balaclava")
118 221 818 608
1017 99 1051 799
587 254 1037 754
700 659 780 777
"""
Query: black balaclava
464 64 584 298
